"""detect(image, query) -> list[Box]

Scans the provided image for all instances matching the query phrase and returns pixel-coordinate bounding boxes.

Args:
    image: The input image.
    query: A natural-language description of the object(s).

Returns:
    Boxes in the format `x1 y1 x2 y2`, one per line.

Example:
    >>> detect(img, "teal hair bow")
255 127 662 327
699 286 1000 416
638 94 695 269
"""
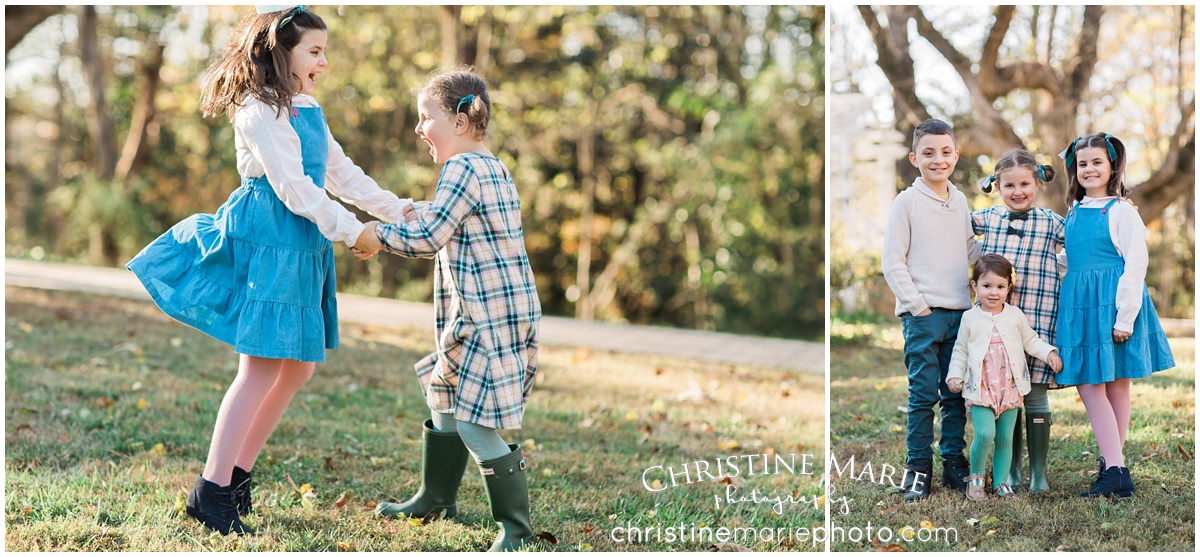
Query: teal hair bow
456 94 476 116
276 6 304 31
1058 136 1082 167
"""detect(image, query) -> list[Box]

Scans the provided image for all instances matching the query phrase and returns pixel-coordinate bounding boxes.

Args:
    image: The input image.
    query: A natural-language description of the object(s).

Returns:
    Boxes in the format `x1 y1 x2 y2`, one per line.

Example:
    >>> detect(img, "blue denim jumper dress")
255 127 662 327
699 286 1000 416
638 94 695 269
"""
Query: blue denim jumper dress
127 105 339 362
1054 199 1174 385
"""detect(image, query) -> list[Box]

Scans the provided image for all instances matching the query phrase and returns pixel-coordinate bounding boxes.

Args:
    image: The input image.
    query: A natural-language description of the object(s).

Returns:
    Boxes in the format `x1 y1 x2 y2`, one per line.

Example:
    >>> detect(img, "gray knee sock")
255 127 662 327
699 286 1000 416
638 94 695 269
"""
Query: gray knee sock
430 411 457 432
456 420 512 463
1024 384 1051 414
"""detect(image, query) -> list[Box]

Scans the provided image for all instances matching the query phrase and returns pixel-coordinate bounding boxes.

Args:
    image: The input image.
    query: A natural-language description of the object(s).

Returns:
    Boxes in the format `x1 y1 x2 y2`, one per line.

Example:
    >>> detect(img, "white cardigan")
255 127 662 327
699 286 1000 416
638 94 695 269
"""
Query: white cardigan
948 304 1058 403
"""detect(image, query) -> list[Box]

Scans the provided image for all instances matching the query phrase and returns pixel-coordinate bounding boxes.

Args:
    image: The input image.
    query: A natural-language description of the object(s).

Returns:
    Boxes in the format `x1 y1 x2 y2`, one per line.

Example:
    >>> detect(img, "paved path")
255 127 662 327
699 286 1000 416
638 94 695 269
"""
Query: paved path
5 258 825 374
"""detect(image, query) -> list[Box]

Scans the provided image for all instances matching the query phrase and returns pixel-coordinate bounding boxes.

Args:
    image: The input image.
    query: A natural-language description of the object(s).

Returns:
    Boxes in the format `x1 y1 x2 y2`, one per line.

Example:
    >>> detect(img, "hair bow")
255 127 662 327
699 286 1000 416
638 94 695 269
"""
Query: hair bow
1058 136 1082 168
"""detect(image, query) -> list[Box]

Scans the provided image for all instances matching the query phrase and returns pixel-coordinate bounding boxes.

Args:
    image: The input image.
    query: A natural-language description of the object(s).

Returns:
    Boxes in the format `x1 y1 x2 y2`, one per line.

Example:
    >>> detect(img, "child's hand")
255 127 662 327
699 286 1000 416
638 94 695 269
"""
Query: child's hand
1048 352 1063 372
400 201 417 222
353 221 384 258
947 378 963 393
1112 328 1131 343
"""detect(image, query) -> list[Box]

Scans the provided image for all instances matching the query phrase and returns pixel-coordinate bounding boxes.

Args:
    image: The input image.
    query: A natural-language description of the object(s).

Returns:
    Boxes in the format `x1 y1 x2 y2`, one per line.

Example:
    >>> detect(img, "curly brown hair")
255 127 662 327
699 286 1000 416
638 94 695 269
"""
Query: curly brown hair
200 7 326 121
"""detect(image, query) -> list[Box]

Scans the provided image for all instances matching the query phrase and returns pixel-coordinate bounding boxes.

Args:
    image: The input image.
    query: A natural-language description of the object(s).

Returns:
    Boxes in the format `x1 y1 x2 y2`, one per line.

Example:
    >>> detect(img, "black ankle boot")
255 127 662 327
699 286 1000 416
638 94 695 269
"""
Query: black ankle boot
1092 457 1106 489
941 454 971 492
1083 465 1133 499
186 475 254 535
901 459 933 503
231 466 253 516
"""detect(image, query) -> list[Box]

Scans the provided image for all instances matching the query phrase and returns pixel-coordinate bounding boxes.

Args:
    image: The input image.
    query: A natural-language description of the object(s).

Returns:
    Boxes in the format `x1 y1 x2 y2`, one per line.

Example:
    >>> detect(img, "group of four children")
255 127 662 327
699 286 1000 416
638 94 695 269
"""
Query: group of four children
884 119 1175 502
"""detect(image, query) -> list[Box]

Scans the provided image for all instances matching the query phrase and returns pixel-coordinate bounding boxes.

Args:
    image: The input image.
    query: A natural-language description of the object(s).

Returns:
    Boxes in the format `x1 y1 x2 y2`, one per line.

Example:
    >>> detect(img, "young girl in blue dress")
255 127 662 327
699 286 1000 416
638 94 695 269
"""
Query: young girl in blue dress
354 69 542 552
127 6 411 534
971 149 1065 493
1055 133 1175 498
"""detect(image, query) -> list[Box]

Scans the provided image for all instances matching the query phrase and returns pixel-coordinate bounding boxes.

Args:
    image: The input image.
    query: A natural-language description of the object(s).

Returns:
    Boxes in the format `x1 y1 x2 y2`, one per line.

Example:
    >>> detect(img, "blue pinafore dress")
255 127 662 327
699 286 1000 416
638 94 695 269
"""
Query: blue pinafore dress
127 105 338 362
1054 198 1174 385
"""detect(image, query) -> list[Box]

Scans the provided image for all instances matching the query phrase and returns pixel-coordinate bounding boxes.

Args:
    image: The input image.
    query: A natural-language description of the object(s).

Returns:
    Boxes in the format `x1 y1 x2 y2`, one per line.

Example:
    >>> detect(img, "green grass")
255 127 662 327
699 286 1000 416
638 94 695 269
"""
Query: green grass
4 286 824 551
829 319 1195 551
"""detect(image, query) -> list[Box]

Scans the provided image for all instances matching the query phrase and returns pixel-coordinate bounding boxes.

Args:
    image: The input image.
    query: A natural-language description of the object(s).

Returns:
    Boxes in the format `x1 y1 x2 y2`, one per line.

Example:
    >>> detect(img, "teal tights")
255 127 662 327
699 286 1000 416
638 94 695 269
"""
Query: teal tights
969 406 1019 488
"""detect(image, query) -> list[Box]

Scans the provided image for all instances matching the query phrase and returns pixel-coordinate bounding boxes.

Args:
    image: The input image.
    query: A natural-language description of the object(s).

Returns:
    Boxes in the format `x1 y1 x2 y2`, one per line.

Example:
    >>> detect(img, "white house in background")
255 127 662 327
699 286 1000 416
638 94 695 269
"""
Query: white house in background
830 92 908 313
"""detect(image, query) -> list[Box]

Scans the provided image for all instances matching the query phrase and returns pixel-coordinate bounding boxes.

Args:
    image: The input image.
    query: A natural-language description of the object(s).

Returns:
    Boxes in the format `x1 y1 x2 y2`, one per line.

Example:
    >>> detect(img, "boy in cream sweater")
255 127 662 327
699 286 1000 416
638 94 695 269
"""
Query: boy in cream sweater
882 119 979 502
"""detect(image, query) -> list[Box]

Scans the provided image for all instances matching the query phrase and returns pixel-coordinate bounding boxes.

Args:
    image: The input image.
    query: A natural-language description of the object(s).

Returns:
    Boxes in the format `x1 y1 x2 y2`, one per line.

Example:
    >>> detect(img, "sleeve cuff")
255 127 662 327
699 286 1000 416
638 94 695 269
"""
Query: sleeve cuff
1114 321 1134 334
343 220 365 249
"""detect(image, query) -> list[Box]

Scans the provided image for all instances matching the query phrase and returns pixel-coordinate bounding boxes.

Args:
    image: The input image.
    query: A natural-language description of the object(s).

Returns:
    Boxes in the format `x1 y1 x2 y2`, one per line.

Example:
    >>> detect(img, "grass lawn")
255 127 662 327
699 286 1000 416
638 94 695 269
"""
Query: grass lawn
829 317 1195 552
4 286 824 551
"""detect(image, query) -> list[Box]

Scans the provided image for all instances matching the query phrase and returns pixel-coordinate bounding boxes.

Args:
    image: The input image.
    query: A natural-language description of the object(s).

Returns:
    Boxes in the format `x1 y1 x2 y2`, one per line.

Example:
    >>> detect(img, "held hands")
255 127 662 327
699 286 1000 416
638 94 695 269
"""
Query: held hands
1047 352 1063 373
351 221 384 261
947 377 964 393
1112 328 1132 343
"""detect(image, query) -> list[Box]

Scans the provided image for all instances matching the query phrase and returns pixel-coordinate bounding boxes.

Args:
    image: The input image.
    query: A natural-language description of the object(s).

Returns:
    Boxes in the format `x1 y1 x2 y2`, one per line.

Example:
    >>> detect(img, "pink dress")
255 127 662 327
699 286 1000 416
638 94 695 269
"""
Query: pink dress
966 326 1023 416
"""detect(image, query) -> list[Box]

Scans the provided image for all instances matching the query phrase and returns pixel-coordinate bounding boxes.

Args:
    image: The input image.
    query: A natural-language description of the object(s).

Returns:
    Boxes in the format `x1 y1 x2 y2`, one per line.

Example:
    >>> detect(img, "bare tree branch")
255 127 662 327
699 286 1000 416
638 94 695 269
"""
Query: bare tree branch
5 5 62 54
1131 98 1196 223
857 6 930 129
977 5 1016 96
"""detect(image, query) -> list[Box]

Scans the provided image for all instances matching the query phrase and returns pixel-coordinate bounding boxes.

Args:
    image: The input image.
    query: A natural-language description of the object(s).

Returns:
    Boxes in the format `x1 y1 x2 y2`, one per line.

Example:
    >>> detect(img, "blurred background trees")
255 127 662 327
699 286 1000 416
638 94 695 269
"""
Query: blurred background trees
5 5 825 340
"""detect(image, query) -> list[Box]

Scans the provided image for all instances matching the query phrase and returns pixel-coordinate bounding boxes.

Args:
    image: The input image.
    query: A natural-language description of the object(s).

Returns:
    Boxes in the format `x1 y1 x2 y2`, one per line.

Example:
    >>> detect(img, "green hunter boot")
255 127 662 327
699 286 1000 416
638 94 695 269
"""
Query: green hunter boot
1005 406 1025 487
479 444 536 552
375 420 470 520
1027 412 1052 493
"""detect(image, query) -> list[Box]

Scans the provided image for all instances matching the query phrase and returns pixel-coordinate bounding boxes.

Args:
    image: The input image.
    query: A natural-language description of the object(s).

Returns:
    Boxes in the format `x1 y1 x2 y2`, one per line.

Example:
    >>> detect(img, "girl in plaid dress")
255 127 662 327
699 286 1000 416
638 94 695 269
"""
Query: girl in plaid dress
356 69 541 551
971 149 1064 493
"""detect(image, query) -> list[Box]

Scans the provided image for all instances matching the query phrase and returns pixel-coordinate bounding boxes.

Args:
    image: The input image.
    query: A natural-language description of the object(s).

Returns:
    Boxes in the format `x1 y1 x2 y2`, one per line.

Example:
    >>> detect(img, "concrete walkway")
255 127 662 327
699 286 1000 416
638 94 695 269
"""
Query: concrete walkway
5 258 825 374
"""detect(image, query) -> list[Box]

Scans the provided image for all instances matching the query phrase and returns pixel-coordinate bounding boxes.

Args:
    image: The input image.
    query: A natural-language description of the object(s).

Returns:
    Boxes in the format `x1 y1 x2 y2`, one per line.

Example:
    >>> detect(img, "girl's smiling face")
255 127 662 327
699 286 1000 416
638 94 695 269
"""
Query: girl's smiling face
1074 146 1113 198
997 166 1038 212
289 29 327 95
972 270 1010 314
414 93 462 164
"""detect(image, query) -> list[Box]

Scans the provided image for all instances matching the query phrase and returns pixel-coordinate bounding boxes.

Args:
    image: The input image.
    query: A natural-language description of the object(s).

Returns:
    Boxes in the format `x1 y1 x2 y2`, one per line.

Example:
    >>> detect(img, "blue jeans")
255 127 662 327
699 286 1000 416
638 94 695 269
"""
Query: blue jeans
901 308 966 464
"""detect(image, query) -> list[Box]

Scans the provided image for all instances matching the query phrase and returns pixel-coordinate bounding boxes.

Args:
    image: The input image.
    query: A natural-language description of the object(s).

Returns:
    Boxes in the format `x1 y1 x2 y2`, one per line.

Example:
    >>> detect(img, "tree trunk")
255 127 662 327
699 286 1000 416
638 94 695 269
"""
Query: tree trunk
439 6 461 68
575 118 596 321
80 6 117 179
114 35 166 182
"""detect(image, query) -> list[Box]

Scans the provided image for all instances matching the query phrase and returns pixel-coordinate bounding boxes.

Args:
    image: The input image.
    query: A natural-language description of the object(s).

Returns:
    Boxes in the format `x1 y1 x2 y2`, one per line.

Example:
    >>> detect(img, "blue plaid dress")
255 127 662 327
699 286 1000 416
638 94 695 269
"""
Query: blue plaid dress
376 152 541 430
971 206 1065 386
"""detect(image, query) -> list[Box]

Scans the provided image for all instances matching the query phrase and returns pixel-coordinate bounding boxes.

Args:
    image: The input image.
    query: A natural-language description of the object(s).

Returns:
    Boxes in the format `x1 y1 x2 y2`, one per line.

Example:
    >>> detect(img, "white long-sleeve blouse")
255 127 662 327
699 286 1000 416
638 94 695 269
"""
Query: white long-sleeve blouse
1065 196 1150 332
234 94 410 247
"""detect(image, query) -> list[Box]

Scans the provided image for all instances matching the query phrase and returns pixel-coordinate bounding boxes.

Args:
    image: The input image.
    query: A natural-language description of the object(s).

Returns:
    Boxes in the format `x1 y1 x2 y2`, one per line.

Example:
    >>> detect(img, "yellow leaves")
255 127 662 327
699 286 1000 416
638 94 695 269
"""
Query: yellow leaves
148 443 166 456
890 424 903 433
717 438 739 451
919 519 937 530
649 479 664 491
985 530 996 537
335 541 352 550
816 494 826 509
137 398 147 410
368 456 395 467
18 322 34 333
623 411 639 421
299 483 316 508
898 525 915 539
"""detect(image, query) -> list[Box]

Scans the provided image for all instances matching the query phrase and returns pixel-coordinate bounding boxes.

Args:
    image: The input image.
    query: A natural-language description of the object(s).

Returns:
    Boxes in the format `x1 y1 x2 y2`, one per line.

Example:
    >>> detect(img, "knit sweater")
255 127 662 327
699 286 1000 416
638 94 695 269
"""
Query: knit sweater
882 178 978 316
947 304 1058 403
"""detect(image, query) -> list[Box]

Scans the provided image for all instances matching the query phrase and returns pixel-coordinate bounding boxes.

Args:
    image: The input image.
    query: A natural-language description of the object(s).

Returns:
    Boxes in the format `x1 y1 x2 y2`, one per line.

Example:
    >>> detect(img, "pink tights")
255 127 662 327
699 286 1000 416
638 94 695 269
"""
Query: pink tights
201 354 315 486
1076 379 1132 468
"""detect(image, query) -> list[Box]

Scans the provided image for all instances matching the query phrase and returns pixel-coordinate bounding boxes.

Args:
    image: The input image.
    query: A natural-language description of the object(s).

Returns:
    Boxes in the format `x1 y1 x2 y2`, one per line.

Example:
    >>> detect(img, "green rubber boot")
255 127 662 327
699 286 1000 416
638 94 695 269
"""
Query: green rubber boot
1005 406 1025 487
375 420 470 520
479 444 536 552
1027 412 1052 493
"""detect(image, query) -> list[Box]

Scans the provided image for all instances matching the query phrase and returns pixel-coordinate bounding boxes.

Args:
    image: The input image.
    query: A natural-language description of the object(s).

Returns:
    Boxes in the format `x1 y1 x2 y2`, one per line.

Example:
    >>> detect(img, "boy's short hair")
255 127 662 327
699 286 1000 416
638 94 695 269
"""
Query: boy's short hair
912 119 955 150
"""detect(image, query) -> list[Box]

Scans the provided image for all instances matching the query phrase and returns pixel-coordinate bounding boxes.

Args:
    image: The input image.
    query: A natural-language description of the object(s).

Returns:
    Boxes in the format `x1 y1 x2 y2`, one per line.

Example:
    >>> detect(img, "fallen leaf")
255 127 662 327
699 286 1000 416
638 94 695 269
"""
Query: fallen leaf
980 516 999 526
96 397 115 409
651 399 666 413
15 423 33 434
335 541 351 550
966 518 980 527
624 411 639 421
985 530 996 537
1139 453 1159 462
709 541 753 551
137 398 147 410
717 475 744 488
369 456 395 466
333 491 351 508
877 544 905 552
717 438 739 451
920 520 936 530
1054 545 1070 552
535 531 559 544
579 543 593 550
890 424 903 432
1177 444 1192 459
578 418 595 428
18 322 33 333
654 367 664 376
581 524 598 534
148 443 166 455
1100 522 1113 530
898 526 915 539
